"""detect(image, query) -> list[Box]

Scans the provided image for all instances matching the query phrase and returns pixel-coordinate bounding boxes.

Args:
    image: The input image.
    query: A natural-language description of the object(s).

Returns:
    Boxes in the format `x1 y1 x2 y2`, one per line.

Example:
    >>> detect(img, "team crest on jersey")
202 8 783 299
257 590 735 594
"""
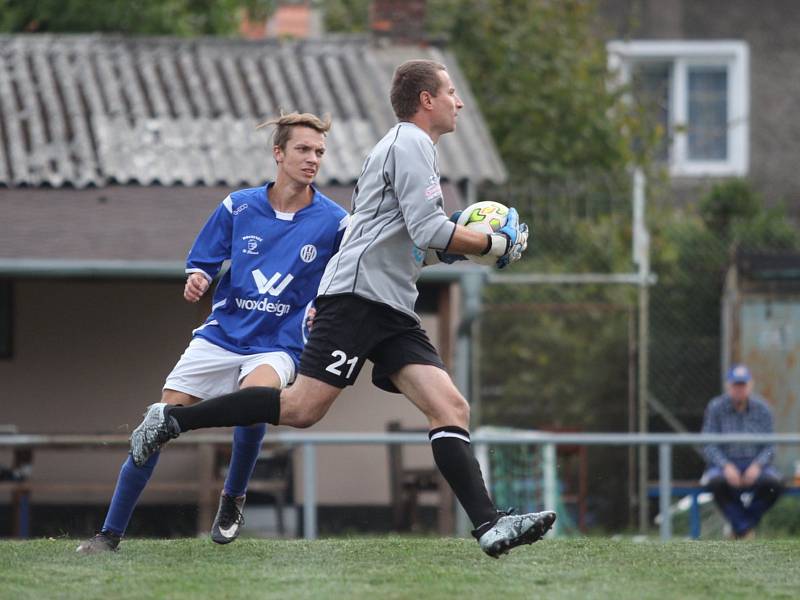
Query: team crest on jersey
425 174 442 201
300 244 317 263
242 235 263 255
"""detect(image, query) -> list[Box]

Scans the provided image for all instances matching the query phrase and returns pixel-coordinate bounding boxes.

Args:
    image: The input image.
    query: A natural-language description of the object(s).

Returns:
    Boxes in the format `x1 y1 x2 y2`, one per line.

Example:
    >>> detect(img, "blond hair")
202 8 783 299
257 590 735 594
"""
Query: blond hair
257 112 332 150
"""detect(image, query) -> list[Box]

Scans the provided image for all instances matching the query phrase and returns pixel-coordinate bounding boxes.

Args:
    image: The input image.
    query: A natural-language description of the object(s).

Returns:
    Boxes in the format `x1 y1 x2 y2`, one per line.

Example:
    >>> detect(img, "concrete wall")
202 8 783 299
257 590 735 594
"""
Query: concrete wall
598 0 800 210
0 183 464 262
0 279 445 506
0 177 466 512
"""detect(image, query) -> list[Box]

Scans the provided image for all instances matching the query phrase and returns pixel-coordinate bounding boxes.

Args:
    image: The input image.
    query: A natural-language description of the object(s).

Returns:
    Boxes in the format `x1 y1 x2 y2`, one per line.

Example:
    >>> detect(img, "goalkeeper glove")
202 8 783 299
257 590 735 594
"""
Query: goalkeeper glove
480 207 529 269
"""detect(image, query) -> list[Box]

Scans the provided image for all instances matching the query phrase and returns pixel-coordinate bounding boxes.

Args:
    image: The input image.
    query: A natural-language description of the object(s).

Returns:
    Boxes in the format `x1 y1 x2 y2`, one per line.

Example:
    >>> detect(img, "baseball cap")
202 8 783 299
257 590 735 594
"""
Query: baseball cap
727 364 752 384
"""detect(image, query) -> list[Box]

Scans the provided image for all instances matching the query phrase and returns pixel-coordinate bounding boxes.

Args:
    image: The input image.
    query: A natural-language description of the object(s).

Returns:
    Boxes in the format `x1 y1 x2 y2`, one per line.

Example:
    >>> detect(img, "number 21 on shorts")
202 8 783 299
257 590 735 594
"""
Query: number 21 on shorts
325 350 358 379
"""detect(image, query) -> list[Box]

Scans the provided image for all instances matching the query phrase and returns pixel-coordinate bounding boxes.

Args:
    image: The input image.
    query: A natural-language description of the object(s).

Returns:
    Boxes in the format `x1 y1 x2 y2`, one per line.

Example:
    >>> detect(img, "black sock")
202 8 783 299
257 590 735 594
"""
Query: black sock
169 387 280 431
429 426 497 533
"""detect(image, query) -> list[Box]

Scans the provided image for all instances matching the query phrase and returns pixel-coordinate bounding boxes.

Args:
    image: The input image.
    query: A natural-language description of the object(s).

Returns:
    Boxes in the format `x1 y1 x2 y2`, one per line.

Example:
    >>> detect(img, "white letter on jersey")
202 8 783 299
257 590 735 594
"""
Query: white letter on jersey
252 269 294 296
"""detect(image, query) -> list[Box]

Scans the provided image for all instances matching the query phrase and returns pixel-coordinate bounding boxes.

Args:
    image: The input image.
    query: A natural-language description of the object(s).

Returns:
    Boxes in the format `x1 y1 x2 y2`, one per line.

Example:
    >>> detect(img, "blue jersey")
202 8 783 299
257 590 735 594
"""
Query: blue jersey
186 183 349 365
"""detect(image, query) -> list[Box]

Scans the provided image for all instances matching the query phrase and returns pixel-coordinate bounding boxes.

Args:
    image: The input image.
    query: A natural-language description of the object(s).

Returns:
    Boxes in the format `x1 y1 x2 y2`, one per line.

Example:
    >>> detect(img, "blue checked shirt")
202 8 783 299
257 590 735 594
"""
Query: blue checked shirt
701 393 775 468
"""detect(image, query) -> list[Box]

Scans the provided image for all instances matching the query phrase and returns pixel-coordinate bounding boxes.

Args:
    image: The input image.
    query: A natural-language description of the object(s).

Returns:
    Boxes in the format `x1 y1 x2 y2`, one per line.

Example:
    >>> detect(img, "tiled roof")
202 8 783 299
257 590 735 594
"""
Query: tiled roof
0 34 506 188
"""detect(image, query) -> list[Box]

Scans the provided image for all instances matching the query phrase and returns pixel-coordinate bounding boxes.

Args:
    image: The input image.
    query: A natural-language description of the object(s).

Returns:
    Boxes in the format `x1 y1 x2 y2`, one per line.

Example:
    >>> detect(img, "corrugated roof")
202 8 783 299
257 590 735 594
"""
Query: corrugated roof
0 34 507 188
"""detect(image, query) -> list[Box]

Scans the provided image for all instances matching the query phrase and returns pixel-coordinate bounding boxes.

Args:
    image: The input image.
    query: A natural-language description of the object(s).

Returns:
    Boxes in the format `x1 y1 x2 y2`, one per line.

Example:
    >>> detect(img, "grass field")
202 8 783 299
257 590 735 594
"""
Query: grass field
1 537 798 599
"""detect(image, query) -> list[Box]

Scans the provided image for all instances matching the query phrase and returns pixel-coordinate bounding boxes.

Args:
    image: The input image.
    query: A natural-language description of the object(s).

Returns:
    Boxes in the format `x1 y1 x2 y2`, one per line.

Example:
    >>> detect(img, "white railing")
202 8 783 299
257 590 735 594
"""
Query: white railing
2 431 799 540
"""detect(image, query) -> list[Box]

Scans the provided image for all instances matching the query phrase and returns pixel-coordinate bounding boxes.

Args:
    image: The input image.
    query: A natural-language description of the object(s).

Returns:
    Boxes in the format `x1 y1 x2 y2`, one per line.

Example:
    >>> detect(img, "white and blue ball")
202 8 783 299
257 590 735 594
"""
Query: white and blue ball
456 200 509 265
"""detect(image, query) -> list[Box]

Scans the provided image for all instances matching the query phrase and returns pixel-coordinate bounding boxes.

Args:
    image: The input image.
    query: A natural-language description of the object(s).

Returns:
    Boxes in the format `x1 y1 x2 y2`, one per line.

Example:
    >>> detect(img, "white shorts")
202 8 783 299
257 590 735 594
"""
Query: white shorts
163 337 295 400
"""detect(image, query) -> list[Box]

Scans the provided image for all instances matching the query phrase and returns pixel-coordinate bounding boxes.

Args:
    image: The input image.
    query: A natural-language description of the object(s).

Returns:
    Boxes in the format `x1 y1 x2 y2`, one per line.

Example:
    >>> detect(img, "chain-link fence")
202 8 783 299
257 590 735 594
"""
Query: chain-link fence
484 435 583 535
472 174 800 532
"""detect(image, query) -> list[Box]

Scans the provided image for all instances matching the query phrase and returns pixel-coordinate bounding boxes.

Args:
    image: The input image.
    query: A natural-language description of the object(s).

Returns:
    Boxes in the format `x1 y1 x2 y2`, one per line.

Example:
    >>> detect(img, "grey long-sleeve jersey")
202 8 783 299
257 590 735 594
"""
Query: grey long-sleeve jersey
318 122 456 320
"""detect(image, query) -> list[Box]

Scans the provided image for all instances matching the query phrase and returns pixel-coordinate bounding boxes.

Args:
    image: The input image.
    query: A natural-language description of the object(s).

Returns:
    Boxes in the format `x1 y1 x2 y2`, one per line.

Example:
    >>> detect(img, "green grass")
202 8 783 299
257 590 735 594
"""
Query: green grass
1 537 799 599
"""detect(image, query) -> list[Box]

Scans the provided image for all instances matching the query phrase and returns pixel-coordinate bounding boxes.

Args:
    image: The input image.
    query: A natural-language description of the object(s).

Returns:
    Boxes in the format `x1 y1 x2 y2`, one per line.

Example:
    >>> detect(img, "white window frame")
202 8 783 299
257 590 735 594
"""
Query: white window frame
608 40 749 177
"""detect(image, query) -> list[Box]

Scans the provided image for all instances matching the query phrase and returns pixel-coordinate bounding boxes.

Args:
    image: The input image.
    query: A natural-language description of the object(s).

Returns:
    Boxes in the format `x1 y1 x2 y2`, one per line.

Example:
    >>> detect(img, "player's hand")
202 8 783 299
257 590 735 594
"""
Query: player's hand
306 307 317 331
723 462 742 487
495 207 529 269
741 462 762 486
184 273 210 303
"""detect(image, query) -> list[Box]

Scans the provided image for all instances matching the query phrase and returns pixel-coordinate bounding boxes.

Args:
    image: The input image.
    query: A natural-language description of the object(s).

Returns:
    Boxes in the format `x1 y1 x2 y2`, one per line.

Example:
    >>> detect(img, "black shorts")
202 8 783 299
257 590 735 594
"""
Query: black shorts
298 294 446 393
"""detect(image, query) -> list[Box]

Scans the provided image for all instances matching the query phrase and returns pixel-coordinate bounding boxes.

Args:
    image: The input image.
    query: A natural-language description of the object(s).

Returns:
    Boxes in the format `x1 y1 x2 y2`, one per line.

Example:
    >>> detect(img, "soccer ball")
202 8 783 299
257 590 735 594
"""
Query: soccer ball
456 200 509 265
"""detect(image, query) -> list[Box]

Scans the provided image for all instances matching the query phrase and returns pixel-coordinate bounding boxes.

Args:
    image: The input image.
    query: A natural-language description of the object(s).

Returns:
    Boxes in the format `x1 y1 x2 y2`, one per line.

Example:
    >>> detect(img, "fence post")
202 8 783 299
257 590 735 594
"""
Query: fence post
543 442 558 537
659 442 672 541
458 271 484 538
633 167 652 533
303 442 317 540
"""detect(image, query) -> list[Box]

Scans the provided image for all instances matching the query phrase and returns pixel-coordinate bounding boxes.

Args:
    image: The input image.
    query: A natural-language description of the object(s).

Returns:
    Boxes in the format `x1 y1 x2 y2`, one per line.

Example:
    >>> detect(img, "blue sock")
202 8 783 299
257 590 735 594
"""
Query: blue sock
224 424 266 497
102 452 160 536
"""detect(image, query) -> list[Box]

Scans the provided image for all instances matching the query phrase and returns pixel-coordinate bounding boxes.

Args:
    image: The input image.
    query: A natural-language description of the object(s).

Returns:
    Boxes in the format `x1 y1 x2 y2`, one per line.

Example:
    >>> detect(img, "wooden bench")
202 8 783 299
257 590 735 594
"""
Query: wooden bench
0 434 291 538
386 421 454 534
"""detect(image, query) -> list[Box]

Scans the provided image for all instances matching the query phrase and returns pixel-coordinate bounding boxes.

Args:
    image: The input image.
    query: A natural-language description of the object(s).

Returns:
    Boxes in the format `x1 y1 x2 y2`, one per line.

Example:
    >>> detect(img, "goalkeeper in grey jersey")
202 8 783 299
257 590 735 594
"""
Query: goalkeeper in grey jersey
130 59 555 558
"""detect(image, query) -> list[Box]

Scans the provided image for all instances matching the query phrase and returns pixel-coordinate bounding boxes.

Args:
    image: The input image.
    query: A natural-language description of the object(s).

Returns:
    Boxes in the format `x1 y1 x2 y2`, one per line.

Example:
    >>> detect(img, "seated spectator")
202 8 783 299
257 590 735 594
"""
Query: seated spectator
701 364 784 539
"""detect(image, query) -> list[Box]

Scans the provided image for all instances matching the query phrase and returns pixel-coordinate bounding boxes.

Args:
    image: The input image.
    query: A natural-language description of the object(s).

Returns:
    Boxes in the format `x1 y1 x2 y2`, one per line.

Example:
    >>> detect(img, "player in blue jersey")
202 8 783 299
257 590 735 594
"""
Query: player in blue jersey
76 112 349 554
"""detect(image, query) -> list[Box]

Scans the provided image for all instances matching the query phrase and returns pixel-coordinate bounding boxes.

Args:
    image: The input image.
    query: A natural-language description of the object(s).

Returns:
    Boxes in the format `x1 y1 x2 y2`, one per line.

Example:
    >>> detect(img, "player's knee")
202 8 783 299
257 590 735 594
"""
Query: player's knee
280 388 332 428
283 403 326 429
161 389 197 406
454 397 470 425
292 413 320 429
436 393 469 428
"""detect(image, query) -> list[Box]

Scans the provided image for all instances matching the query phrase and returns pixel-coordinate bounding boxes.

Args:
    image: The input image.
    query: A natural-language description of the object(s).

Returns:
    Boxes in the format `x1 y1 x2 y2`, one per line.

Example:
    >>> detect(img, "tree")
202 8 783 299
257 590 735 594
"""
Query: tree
323 0 646 182
0 0 275 36
647 179 800 439
320 0 370 33
431 0 640 181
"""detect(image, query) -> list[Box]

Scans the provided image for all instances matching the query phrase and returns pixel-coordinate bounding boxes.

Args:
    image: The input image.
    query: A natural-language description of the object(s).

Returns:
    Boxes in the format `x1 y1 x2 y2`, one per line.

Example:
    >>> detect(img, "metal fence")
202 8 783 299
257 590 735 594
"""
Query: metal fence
3 431 799 541
474 172 800 531
478 170 649 530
